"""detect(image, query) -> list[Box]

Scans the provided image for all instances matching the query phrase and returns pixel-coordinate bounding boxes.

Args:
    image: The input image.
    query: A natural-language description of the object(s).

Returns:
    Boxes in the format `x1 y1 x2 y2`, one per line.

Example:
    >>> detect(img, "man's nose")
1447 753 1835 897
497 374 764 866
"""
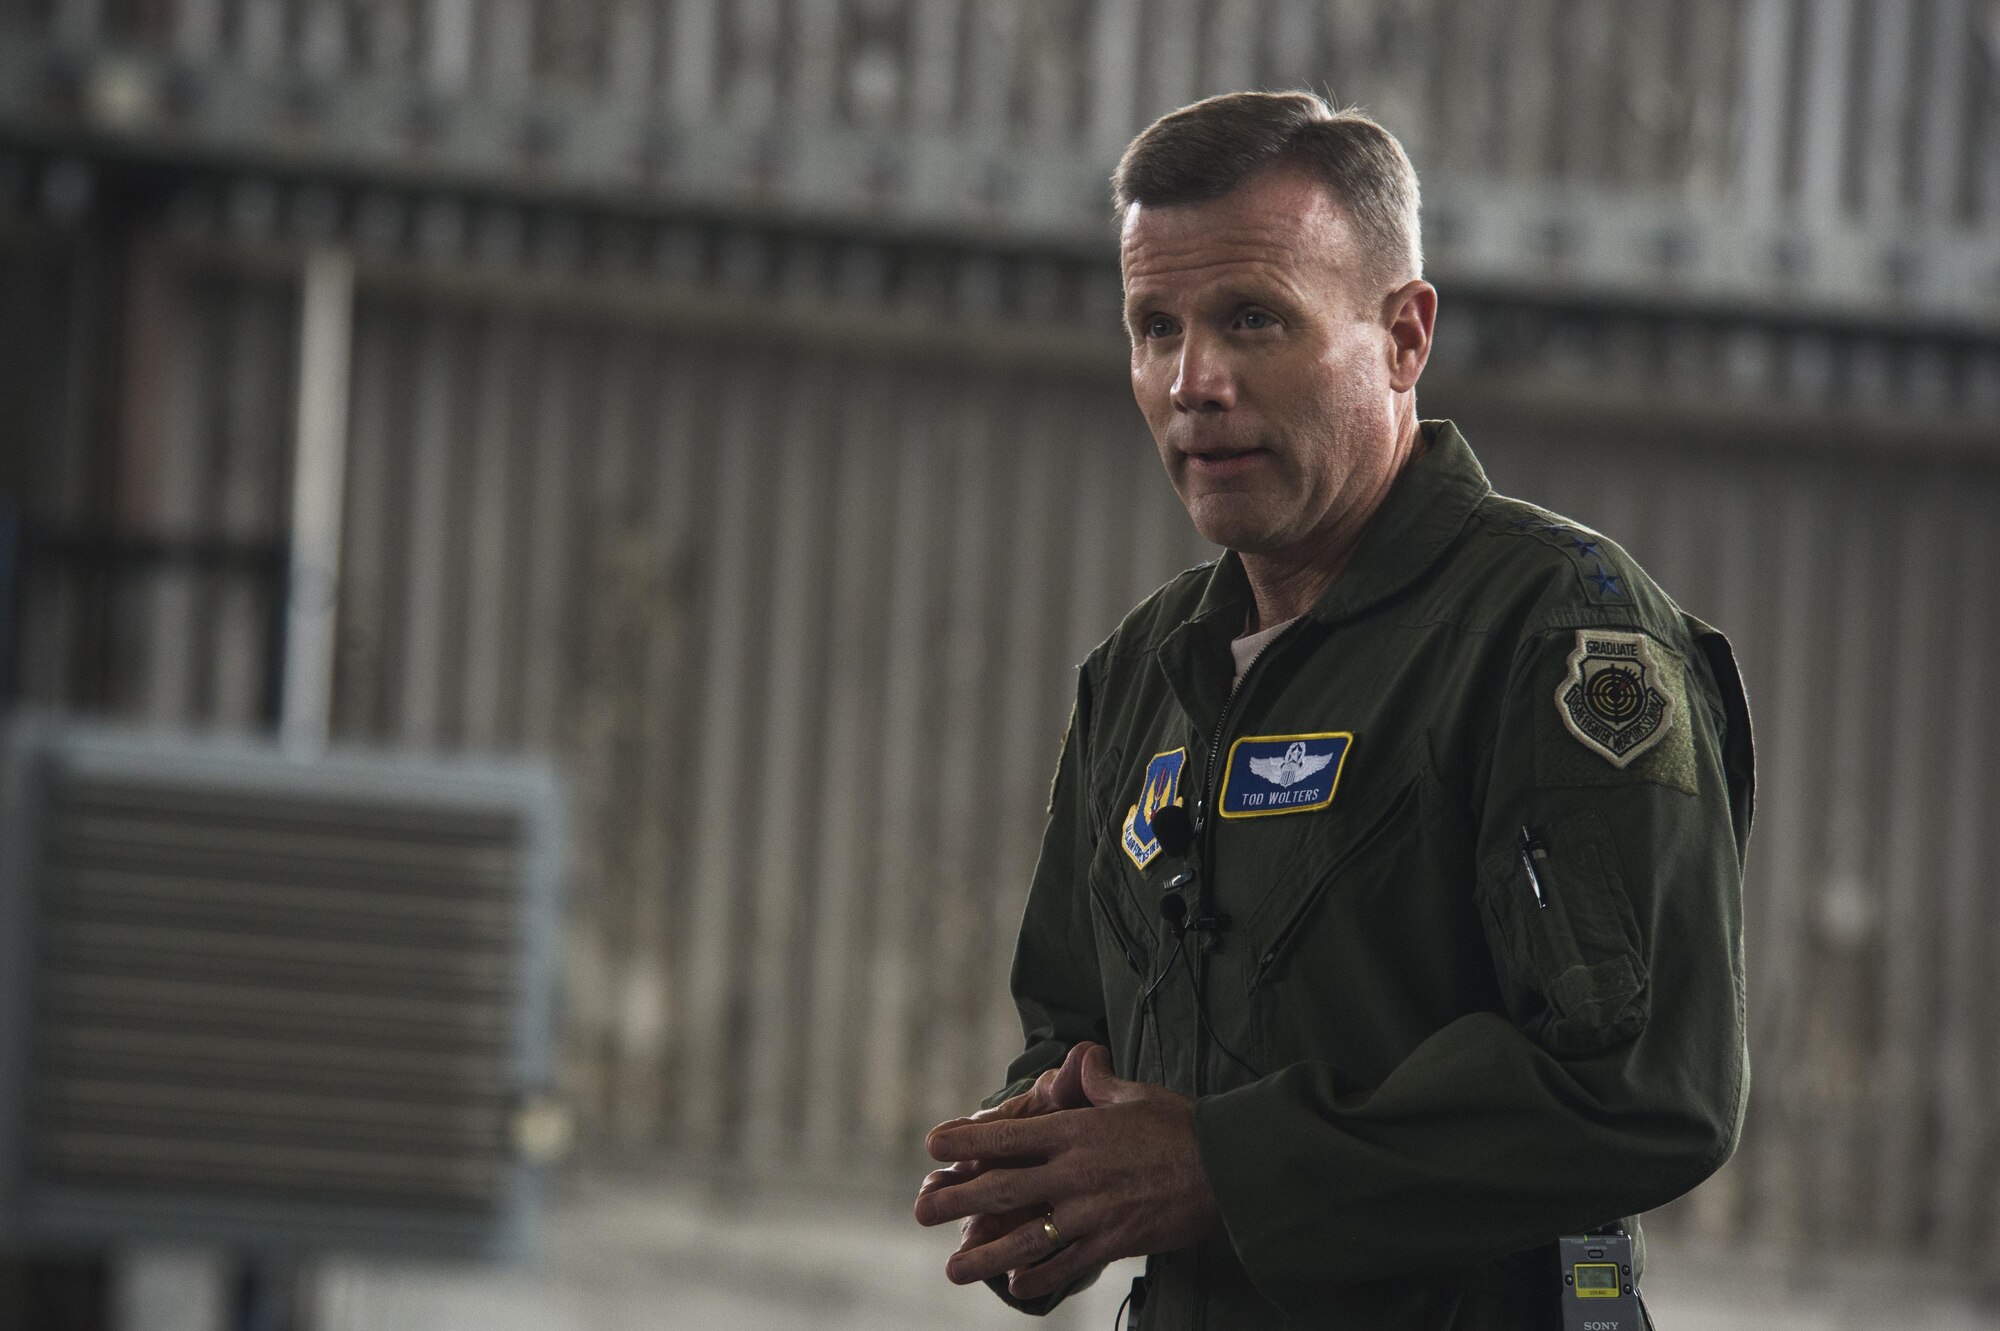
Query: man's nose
1171 335 1236 413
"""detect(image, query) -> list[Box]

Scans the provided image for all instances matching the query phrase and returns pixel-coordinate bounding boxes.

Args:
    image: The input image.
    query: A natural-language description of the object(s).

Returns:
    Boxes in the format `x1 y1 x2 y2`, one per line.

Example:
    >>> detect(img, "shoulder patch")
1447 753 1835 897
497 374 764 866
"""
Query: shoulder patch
1121 748 1187 869
1556 631 1673 767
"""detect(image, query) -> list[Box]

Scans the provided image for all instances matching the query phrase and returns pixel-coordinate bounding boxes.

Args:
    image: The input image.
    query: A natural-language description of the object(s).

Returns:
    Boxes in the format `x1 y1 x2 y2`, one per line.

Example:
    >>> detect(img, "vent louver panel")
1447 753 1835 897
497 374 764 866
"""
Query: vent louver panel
1 725 560 1257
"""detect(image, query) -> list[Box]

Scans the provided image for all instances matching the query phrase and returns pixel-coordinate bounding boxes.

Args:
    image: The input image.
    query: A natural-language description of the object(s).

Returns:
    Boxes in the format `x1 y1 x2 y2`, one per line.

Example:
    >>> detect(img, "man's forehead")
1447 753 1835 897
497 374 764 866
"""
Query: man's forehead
1119 225 1314 284
1118 170 1350 286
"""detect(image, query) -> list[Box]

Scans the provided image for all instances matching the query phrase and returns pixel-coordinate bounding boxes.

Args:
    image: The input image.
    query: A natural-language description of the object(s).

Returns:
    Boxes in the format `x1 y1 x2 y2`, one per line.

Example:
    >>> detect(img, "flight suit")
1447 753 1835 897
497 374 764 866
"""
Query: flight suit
990 421 1753 1330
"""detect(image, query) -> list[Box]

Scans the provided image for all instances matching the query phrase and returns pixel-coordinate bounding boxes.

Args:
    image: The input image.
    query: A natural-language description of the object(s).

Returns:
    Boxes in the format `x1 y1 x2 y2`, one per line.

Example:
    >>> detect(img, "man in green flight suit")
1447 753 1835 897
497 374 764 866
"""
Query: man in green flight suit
913 91 1753 1330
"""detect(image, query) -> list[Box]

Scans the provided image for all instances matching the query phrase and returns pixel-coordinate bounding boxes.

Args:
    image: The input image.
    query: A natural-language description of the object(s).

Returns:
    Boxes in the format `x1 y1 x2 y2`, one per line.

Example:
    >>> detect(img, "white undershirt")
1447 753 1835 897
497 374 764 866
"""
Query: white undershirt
1230 616 1300 689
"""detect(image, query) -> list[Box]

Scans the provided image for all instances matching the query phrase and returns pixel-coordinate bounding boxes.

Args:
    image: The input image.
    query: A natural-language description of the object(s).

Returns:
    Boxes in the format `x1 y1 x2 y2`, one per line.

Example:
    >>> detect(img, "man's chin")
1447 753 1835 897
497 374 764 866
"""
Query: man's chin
1186 507 1288 556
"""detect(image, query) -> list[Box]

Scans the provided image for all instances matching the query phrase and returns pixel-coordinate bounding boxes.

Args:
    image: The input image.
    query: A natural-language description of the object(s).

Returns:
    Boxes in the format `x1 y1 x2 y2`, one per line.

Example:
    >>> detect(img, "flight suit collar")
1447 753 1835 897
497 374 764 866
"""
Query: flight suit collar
1303 418 1491 626
1157 545 1254 747
1156 420 1491 743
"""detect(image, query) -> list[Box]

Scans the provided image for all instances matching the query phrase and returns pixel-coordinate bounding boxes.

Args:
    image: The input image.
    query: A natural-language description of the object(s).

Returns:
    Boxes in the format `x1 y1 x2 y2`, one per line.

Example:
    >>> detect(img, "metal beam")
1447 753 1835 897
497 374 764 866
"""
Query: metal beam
280 246 355 754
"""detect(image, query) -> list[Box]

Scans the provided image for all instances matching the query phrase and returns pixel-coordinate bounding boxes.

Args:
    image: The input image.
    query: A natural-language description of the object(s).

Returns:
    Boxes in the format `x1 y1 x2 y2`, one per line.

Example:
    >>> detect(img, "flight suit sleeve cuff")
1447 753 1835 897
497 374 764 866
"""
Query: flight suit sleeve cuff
981 1076 1036 1111
1194 1082 1318 1313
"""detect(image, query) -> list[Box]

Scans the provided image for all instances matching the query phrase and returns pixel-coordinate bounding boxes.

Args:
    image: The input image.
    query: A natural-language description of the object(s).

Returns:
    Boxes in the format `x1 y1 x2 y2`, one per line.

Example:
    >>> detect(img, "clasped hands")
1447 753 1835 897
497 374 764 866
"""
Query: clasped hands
912 1041 1221 1302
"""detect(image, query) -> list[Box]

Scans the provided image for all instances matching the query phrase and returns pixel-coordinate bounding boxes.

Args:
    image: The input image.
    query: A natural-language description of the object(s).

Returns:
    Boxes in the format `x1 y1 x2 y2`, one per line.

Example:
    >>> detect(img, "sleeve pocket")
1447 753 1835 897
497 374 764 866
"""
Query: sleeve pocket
1475 806 1648 1056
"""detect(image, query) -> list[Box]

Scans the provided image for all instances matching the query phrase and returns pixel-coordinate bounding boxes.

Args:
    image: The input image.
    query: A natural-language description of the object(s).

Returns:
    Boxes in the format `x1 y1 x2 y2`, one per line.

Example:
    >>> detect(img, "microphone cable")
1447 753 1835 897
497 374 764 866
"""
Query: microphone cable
1146 803 1263 1084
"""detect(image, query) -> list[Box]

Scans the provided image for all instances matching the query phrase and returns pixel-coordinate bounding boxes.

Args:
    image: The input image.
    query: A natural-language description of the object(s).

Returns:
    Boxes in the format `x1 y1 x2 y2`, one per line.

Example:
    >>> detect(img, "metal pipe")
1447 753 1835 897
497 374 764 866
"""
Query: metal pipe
280 247 355 755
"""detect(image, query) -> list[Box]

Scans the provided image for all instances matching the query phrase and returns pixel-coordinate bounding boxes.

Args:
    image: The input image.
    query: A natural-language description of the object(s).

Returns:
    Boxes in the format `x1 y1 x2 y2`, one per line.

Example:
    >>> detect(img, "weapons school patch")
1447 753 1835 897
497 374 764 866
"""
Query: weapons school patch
1121 748 1187 869
1217 733 1352 818
1557 631 1674 767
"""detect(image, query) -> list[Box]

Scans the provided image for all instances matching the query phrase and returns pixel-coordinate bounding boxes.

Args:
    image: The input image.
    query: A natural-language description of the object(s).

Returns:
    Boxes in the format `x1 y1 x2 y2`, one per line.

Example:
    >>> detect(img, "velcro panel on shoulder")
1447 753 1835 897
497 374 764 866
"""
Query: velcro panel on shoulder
1535 628 1698 796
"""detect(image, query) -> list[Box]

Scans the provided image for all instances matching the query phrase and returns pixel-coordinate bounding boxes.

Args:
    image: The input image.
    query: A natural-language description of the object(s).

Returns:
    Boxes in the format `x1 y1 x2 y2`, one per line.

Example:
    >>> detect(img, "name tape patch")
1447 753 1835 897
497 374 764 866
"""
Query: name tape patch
1557 630 1673 767
1217 733 1351 818
1121 748 1187 869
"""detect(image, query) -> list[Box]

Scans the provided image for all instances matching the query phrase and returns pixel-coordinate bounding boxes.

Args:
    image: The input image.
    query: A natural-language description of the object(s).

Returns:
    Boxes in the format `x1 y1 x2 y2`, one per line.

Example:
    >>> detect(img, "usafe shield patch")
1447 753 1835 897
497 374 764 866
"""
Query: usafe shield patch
1557 630 1674 767
1217 733 1352 818
1121 748 1187 869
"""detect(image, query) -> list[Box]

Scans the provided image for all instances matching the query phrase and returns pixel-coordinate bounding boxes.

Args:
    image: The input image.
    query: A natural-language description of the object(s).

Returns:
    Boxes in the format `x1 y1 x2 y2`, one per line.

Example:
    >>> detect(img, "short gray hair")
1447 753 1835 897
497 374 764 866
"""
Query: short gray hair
1113 91 1423 295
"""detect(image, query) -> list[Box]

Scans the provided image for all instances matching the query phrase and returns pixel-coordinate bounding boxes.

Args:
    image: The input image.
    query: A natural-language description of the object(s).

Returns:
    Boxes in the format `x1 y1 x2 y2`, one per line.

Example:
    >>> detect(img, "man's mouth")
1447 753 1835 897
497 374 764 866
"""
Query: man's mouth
1184 446 1266 475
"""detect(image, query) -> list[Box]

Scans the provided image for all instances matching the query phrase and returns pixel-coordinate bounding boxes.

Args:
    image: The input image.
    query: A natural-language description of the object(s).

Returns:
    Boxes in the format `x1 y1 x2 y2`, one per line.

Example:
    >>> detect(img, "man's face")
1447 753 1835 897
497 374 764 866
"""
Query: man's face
1120 167 1408 557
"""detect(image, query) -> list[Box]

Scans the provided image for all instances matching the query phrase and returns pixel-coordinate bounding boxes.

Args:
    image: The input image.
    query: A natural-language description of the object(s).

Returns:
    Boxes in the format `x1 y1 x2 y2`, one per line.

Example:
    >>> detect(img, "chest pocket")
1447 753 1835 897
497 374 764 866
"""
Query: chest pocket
1232 753 1486 1080
1229 740 1461 979
1082 832 1164 1080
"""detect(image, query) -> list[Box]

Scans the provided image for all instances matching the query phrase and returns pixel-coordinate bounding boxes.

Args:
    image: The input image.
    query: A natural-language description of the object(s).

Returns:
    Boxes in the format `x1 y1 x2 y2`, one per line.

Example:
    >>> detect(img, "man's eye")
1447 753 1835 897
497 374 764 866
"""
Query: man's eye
1143 315 1177 339
1240 311 1274 330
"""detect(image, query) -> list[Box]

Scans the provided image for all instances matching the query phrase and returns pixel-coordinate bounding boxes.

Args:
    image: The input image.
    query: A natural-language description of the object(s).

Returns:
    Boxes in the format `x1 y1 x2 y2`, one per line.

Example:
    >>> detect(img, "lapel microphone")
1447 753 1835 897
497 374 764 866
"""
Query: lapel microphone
1148 803 1226 938
1139 800 1258 1082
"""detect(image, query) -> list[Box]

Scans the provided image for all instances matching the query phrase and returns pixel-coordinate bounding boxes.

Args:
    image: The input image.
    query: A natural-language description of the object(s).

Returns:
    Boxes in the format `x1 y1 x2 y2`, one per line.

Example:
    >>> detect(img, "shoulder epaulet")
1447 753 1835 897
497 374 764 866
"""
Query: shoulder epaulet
1475 495 1644 613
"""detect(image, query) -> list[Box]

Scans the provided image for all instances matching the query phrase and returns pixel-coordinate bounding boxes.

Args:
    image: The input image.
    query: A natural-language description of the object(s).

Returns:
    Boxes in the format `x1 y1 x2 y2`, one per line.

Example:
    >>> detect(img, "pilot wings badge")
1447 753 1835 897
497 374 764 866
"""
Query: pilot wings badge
1248 742 1331 788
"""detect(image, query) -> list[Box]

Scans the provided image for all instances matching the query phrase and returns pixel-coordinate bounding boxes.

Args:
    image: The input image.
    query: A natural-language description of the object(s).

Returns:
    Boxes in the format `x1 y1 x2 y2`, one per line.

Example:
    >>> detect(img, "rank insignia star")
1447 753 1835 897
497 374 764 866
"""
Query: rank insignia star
1586 566 1625 599
1569 537 1601 557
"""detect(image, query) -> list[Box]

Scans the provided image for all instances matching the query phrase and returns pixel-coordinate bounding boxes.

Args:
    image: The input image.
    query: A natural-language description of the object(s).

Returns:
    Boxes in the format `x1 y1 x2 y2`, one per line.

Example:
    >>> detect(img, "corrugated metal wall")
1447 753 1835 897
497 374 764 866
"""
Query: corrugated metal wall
1481 434 2000 1256
321 286 1215 1167
7 228 2000 1265
26 0 2000 227
11 0 2000 330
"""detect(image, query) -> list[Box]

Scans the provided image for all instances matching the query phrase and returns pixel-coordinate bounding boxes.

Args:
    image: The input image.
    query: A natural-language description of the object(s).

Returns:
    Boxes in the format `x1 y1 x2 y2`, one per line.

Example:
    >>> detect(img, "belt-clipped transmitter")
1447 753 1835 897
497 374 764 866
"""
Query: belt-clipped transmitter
1559 1231 1649 1331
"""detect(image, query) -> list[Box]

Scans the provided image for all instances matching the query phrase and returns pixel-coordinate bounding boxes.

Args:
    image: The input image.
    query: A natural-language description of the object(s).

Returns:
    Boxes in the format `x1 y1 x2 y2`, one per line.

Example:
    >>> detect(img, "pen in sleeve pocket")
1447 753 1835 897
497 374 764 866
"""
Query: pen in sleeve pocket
1518 827 1549 909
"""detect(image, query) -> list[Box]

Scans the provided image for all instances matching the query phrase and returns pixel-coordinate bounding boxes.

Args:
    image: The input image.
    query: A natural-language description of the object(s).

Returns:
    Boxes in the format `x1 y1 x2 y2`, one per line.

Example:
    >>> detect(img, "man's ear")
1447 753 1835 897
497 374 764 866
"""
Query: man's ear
1384 279 1436 393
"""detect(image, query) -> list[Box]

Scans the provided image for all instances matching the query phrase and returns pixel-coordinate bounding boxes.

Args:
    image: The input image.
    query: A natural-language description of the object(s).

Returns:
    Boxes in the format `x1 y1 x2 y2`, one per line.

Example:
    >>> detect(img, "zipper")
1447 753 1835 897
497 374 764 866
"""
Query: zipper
1089 884 1147 980
1194 617 1306 834
1189 615 1308 1093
